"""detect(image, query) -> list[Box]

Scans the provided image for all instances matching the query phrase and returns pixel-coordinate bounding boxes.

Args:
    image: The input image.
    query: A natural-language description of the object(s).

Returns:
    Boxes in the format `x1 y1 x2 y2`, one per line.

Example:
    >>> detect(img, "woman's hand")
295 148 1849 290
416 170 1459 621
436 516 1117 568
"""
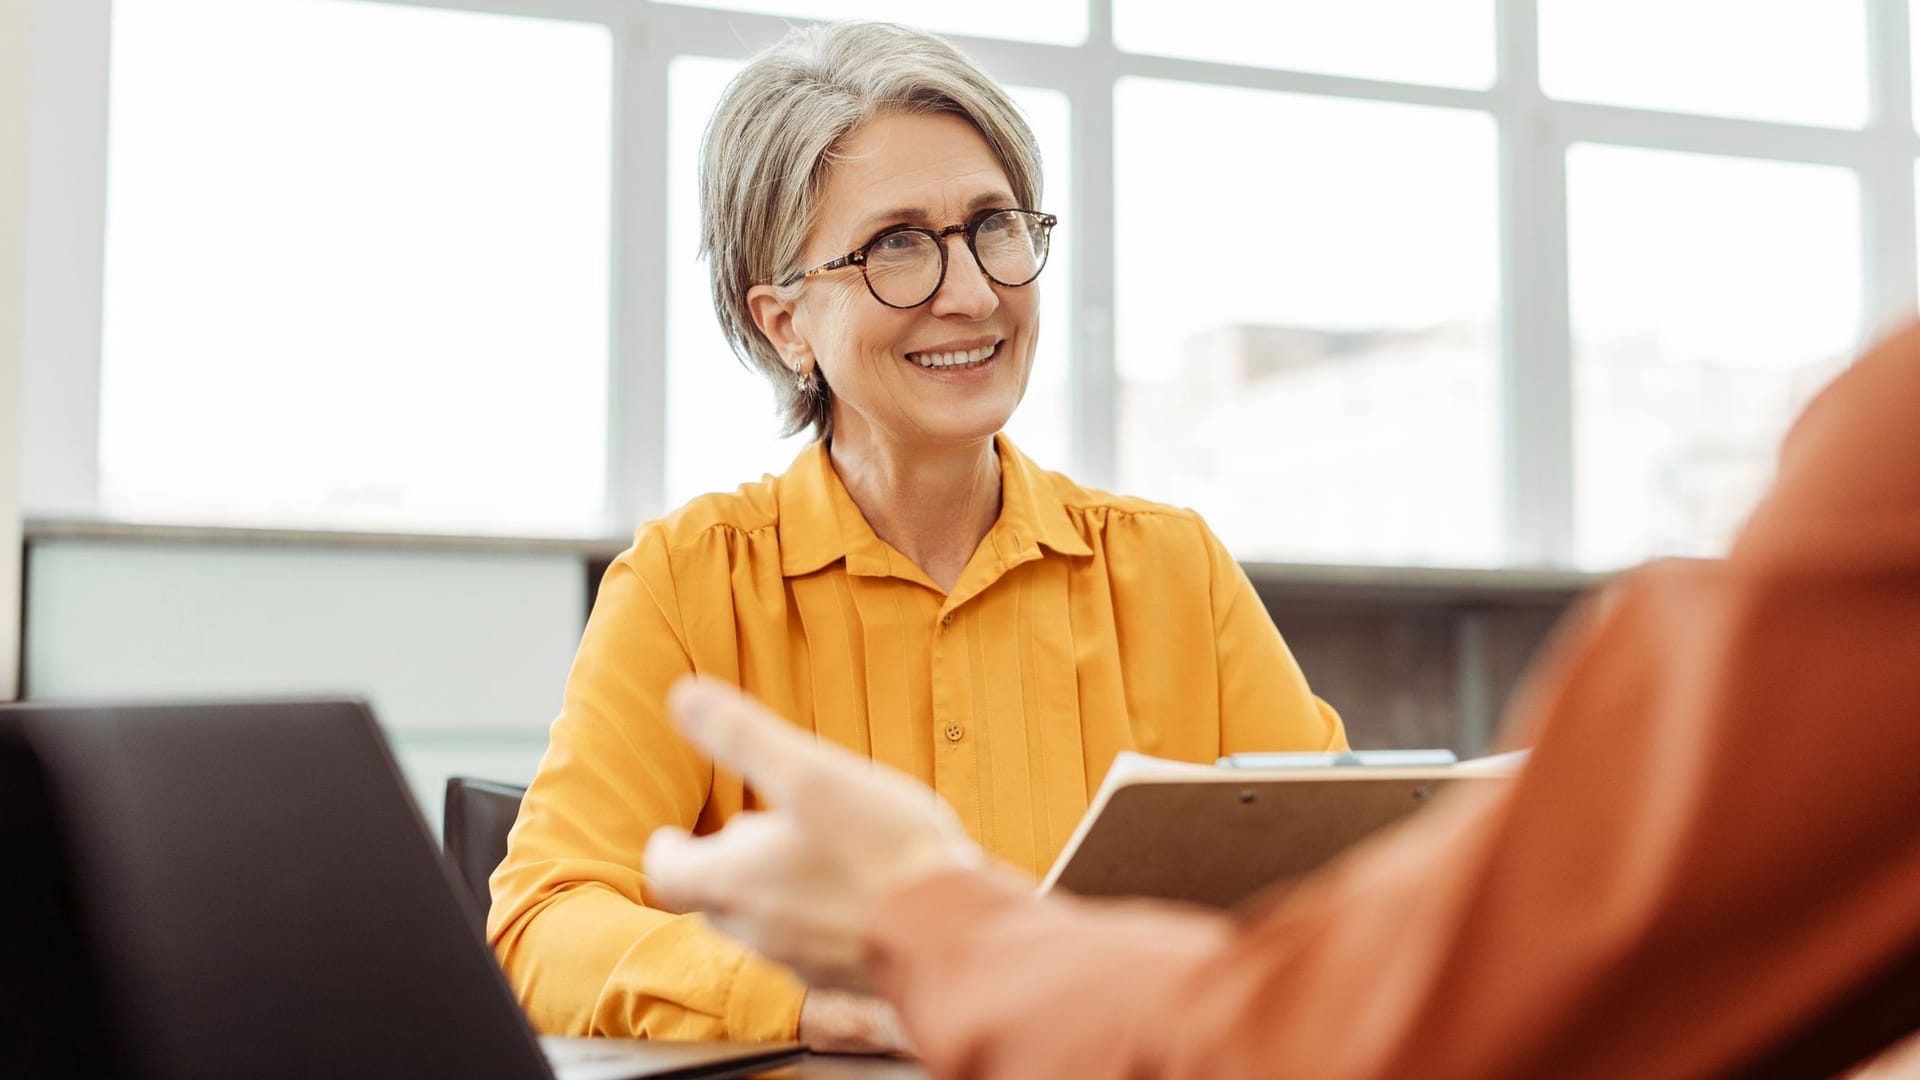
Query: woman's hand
798 989 913 1055
643 677 985 993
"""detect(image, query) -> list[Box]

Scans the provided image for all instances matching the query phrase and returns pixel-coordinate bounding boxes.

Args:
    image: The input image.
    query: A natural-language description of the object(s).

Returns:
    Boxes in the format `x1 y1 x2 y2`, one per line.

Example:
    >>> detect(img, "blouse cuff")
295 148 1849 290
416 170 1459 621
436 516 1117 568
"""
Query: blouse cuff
723 947 808 1041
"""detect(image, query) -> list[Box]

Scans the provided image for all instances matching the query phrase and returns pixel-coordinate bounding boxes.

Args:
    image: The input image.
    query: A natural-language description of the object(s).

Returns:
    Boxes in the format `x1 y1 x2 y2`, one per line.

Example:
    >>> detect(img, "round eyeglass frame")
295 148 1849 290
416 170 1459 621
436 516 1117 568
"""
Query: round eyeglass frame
775 207 1058 309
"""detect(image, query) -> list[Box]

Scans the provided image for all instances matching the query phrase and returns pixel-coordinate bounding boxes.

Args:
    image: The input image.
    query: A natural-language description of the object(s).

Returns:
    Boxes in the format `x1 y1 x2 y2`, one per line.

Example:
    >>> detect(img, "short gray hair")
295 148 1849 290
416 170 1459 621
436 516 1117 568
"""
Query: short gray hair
699 21 1044 441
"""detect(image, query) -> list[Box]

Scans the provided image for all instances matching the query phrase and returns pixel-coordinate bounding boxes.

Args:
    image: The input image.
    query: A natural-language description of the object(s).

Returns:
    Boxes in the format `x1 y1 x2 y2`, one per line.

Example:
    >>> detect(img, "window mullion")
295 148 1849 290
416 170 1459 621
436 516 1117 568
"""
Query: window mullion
1864 0 1918 335
1496 0 1575 567
607 9 670 532
1070 0 1119 490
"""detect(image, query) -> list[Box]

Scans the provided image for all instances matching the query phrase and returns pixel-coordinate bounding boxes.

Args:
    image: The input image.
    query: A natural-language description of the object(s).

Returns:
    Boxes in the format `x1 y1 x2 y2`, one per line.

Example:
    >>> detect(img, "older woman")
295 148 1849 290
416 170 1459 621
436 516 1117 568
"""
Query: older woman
487 20 1346 1054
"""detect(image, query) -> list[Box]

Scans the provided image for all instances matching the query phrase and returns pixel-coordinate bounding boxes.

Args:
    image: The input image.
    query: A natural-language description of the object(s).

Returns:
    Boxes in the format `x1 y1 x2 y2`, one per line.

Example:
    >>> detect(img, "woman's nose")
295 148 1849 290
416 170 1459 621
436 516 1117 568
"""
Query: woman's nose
927 235 1000 318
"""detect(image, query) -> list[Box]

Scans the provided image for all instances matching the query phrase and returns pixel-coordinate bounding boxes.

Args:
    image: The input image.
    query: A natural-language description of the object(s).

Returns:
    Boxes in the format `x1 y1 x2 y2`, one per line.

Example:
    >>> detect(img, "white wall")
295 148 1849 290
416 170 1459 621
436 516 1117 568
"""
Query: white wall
2 0 28 700
25 538 585 832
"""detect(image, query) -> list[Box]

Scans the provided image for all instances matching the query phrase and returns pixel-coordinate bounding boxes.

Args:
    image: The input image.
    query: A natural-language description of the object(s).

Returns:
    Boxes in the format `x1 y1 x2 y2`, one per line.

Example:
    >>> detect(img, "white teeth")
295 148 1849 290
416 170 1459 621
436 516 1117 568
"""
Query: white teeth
907 343 997 369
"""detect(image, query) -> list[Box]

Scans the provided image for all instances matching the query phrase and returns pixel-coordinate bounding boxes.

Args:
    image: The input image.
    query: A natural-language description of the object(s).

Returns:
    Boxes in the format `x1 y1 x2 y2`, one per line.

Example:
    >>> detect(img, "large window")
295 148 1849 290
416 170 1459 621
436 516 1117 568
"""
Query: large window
1113 79 1501 565
98 0 611 535
1539 0 1869 129
1567 146 1860 568
676 0 1085 47
31 0 1916 568
1114 0 1495 89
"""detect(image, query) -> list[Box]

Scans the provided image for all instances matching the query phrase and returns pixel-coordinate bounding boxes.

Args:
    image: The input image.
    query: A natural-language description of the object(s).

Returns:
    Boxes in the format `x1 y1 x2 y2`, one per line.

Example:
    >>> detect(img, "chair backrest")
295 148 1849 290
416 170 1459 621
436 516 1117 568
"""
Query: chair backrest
0 720 121 1077
443 777 527 921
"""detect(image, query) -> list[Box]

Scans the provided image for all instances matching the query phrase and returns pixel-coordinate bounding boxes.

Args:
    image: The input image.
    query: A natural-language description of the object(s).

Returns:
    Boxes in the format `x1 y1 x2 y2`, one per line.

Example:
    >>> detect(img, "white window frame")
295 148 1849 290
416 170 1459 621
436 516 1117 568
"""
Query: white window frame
4 0 29 698
23 0 1920 566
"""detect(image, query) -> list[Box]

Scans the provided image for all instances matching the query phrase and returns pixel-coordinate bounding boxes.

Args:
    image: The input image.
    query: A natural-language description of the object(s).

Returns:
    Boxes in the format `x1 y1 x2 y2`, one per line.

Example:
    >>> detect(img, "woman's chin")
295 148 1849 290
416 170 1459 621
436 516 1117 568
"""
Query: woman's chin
918 404 1019 446
833 383 1025 450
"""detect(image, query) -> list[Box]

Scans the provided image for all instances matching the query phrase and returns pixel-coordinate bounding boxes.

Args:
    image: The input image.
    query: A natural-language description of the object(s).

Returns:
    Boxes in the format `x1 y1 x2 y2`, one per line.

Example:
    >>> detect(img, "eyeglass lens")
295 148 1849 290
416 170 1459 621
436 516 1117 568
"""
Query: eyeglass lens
863 210 1052 308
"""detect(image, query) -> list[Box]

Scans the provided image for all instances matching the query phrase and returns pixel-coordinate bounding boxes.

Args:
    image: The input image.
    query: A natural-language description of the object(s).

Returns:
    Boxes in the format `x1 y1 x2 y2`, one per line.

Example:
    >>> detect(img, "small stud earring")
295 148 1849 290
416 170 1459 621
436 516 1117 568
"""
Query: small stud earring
793 365 818 394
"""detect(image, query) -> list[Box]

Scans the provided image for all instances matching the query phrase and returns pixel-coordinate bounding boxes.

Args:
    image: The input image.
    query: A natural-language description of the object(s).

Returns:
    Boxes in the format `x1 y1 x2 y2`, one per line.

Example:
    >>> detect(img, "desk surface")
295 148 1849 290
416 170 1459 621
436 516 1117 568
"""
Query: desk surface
759 1054 929 1079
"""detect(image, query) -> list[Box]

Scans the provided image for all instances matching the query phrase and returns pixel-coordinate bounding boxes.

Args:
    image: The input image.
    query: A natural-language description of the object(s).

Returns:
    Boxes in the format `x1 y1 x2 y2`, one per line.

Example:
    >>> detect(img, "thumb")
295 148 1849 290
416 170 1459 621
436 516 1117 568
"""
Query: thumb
642 825 706 914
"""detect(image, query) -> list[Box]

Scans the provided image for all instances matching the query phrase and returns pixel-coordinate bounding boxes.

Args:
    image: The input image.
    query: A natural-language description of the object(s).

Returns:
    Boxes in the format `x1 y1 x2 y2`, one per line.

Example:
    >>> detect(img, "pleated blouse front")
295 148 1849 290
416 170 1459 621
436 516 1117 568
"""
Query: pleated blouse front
487 434 1345 1042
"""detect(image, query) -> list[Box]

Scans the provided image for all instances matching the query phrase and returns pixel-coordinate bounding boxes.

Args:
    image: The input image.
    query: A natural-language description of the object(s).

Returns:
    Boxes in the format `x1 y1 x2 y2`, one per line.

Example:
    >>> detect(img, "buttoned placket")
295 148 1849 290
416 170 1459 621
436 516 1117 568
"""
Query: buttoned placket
784 435 1100 874
935 608 963 743
928 589 977 838
927 532 1050 852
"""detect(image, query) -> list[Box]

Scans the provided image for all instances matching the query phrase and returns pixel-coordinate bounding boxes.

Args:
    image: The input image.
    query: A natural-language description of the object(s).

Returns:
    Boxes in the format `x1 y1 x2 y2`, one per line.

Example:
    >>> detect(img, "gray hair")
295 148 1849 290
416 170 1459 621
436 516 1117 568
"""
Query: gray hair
698 21 1044 441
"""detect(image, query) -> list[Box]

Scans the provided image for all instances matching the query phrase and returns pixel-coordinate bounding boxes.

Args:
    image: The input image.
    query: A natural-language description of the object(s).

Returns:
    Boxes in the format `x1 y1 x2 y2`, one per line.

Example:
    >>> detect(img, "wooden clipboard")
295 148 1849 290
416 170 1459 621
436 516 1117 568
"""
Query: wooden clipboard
1040 768 1508 909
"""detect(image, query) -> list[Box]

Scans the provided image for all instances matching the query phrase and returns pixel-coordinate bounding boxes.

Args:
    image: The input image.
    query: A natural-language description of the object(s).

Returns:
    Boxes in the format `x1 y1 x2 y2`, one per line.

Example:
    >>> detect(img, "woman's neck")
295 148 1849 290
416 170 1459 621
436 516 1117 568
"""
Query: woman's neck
827 430 1002 594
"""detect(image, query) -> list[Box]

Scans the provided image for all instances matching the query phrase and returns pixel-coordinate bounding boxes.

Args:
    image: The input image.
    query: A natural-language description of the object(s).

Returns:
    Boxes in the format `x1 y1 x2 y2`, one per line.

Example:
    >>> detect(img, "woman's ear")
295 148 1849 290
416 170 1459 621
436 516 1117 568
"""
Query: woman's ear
747 284 813 374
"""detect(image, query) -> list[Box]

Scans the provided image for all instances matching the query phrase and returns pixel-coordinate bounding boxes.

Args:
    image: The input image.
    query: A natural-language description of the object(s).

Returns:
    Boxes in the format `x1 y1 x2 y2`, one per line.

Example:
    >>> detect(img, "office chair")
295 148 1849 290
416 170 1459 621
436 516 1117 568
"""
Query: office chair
442 777 527 919
0 719 121 1077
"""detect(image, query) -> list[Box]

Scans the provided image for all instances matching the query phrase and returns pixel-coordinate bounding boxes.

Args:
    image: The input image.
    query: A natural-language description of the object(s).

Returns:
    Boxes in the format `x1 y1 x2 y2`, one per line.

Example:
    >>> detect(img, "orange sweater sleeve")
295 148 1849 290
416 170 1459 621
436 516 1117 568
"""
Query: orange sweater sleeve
486 534 805 1041
867 323 1920 1079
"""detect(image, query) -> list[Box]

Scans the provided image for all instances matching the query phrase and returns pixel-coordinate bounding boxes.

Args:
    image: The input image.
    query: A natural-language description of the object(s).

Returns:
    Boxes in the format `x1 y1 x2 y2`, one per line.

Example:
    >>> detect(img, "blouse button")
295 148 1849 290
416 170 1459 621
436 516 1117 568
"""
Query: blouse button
944 722 964 742
940 612 954 628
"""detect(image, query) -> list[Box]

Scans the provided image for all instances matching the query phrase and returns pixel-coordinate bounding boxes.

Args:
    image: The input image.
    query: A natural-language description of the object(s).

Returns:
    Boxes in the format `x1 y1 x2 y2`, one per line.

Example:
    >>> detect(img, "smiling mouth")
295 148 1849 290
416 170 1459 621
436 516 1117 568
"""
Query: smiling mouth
906 342 999 370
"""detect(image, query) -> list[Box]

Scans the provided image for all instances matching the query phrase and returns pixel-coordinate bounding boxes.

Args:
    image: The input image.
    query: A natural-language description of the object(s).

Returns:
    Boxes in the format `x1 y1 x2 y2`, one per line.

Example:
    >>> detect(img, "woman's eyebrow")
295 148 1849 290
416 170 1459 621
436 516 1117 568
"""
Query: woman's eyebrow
966 191 1017 214
851 207 928 236
850 193 1020 238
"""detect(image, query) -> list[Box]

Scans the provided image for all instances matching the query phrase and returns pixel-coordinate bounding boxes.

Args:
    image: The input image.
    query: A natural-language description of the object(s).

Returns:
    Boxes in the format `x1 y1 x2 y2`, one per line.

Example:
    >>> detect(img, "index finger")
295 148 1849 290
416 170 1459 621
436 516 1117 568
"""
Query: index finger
667 677 853 807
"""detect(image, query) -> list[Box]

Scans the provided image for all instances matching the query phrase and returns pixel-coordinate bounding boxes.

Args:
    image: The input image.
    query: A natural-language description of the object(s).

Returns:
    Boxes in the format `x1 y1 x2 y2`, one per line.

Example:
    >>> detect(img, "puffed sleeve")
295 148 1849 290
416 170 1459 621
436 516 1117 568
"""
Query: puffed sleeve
486 529 806 1040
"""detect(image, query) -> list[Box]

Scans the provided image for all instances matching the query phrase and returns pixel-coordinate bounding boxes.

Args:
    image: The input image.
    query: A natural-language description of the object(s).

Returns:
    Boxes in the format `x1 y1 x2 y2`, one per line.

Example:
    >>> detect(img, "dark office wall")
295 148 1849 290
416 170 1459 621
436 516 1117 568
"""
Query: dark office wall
1252 570 1590 755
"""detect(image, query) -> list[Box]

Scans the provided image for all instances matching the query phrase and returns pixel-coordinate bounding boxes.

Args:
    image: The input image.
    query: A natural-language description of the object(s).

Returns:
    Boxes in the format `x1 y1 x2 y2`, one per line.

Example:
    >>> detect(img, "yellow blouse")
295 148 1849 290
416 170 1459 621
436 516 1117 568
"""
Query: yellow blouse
487 435 1345 1042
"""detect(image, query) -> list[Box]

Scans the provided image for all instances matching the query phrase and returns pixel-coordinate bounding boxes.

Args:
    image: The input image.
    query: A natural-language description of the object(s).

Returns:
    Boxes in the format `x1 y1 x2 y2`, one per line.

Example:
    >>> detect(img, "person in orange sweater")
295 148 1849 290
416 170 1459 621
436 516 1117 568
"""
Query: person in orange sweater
644 319 1920 1077
486 20 1345 1054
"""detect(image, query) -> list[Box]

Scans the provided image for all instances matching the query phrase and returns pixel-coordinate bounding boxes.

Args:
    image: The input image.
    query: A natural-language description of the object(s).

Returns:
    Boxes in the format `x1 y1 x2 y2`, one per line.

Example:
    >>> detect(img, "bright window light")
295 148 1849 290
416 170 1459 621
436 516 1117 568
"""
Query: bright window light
1568 144 1862 568
1541 0 1868 129
1114 0 1494 89
1113 78 1503 567
100 0 612 535
673 0 1085 47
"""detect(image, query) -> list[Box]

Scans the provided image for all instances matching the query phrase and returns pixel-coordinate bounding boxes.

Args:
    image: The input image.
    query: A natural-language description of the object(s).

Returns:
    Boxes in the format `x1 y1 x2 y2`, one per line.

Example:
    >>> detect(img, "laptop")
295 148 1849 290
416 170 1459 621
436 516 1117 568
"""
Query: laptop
0 698 805 1080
